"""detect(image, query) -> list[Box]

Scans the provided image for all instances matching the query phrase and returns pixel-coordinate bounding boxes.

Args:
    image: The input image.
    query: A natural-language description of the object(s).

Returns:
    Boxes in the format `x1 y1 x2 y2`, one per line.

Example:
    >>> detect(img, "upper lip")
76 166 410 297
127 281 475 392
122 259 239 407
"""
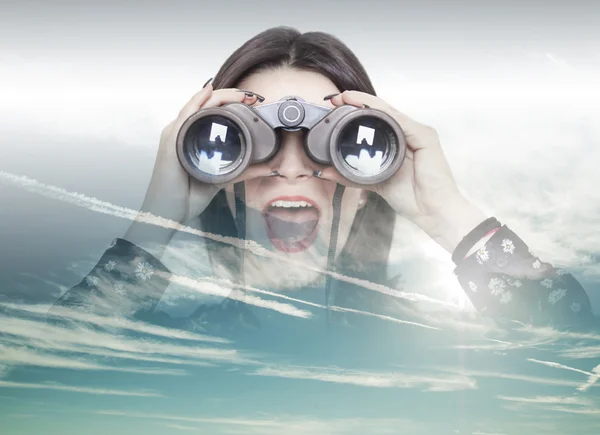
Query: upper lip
262 195 320 215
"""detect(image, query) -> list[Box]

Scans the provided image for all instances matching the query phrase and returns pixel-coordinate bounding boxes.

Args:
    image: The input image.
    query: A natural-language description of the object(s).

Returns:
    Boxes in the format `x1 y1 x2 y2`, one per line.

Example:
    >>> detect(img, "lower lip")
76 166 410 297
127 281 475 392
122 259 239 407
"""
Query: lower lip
263 197 320 253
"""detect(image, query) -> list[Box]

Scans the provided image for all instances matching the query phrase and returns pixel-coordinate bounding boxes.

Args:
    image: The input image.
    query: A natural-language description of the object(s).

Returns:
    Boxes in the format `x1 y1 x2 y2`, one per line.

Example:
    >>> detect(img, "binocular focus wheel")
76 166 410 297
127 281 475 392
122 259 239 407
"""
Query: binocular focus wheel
278 100 305 127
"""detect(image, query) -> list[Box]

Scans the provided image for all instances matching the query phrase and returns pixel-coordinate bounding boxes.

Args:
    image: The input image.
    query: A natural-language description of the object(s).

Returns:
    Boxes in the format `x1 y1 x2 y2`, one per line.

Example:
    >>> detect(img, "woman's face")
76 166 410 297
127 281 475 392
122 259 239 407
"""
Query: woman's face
224 67 367 289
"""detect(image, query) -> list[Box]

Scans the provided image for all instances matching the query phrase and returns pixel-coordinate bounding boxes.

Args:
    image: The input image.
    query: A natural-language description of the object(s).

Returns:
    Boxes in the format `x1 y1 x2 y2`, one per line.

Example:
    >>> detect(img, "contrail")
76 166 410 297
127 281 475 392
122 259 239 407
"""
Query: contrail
328 305 441 330
527 358 600 391
0 380 163 397
163 271 313 319
0 170 457 308
195 275 441 331
527 357 593 376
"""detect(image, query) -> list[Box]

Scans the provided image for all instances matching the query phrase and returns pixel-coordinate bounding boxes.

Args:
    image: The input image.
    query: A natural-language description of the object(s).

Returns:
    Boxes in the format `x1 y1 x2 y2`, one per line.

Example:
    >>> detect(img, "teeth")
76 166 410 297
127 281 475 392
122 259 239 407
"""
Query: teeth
270 200 313 208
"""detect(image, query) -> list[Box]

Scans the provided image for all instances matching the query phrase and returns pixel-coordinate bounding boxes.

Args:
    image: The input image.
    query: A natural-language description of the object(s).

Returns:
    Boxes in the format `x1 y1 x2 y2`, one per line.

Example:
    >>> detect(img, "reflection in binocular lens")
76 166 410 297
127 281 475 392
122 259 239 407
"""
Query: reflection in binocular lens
182 116 244 175
337 117 395 176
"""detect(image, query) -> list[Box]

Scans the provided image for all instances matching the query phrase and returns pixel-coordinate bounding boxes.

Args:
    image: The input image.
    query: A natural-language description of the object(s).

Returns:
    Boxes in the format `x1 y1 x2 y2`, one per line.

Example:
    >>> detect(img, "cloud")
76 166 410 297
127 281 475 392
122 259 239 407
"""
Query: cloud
0 380 161 397
440 109 600 279
497 393 600 422
1 335 214 369
0 298 441 402
97 410 419 435
7 273 69 301
560 346 600 359
0 314 248 365
436 366 594 389
579 365 600 392
163 424 199 431
247 364 477 392
497 395 593 406
0 344 187 376
0 310 255 393
518 324 600 343
454 337 522 351
2 302 228 343
0 303 243 373
451 334 555 352
478 324 600 359
0 53 174 147
164 273 312 319
543 406 600 416
159 268 442 331
382 75 600 292
0 170 454 310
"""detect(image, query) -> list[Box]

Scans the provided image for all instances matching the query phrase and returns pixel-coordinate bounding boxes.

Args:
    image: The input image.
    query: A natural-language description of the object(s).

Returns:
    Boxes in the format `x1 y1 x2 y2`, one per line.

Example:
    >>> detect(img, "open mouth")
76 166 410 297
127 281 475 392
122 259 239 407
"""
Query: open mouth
262 196 320 253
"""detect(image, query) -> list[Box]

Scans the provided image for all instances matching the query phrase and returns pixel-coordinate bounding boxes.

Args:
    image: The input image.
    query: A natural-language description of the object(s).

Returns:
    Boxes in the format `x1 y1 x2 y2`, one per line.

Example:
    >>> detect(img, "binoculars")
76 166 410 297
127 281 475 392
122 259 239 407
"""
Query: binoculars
176 96 407 185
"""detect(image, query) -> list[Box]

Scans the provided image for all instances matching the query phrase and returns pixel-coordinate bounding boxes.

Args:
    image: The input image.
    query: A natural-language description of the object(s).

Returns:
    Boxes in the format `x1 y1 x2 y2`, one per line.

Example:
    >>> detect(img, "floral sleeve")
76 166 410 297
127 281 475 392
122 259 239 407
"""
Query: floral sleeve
50 238 172 318
453 225 596 328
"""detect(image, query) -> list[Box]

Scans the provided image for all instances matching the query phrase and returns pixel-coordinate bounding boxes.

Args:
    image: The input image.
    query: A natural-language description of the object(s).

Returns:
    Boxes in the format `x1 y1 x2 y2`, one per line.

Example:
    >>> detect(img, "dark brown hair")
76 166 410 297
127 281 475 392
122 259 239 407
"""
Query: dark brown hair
199 26 397 285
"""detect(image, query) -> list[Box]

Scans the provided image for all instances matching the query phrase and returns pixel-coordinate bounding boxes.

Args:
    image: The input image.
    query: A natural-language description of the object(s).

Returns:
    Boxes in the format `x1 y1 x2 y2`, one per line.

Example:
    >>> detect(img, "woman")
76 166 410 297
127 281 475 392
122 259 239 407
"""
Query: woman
51 26 595 333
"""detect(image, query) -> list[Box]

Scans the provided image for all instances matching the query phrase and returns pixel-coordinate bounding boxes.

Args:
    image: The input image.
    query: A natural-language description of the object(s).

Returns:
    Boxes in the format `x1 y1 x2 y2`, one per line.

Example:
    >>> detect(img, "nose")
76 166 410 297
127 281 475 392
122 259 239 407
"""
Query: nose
270 131 317 181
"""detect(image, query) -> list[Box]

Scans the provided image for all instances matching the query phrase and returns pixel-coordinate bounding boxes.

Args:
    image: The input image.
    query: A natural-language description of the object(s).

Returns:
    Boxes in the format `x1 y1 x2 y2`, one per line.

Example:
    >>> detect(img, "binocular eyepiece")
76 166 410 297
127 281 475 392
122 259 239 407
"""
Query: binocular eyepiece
176 96 407 185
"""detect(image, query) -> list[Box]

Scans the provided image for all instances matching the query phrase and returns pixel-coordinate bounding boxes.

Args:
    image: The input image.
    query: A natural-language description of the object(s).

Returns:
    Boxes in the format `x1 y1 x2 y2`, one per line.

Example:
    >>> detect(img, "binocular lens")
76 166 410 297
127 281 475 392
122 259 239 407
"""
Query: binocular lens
181 115 245 176
336 116 397 178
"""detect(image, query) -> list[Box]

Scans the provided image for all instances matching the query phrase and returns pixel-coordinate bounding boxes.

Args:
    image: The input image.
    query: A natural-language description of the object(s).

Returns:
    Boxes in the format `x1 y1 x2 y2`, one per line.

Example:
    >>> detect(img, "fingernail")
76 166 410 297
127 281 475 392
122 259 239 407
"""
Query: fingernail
323 93 339 101
239 90 265 103
202 77 213 88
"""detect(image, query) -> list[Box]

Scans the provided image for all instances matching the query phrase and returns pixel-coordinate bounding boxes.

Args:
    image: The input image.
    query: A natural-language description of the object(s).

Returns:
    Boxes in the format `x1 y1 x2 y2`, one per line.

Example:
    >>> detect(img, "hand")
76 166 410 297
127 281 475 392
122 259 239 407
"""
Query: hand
318 91 488 253
124 82 273 258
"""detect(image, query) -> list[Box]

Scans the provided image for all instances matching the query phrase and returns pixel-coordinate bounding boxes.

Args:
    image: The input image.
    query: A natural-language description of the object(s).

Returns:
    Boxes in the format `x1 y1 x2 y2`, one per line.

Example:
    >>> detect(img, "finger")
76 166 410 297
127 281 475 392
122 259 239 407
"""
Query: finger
327 91 438 151
201 89 260 110
176 87 259 128
327 90 393 113
159 119 177 143
177 83 214 123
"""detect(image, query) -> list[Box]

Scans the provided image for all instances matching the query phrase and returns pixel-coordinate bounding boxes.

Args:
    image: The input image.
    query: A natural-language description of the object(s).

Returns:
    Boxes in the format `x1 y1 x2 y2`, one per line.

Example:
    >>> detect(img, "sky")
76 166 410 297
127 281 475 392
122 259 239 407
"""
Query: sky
1 0 600 434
